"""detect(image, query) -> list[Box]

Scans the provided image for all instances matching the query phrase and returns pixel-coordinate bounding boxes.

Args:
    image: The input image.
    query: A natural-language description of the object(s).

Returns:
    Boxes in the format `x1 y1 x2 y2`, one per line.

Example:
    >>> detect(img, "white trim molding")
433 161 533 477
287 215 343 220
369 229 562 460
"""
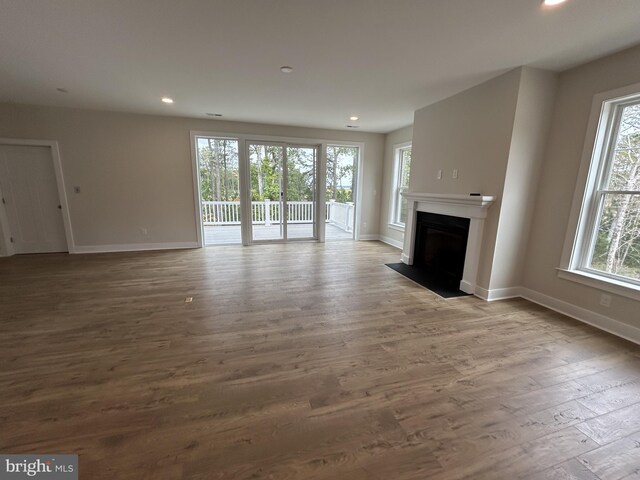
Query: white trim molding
356 234 403 249
520 287 640 346
557 268 640 302
469 285 640 346
387 223 405 233
400 192 495 295
73 242 198 254
358 234 380 241
378 234 403 249
474 286 522 302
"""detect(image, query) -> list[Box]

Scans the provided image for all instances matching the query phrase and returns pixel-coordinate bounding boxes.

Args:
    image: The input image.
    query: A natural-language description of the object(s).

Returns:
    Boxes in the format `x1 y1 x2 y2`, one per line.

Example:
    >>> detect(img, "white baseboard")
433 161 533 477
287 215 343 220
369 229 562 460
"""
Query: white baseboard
520 287 640 346
475 286 522 301
359 233 404 250
72 241 199 254
459 284 640 346
378 234 404 249
460 280 476 295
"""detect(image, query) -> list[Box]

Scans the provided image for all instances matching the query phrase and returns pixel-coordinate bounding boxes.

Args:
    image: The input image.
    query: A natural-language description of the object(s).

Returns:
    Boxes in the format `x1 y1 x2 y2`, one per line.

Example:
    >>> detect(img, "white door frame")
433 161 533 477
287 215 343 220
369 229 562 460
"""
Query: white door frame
0 138 75 256
190 130 364 247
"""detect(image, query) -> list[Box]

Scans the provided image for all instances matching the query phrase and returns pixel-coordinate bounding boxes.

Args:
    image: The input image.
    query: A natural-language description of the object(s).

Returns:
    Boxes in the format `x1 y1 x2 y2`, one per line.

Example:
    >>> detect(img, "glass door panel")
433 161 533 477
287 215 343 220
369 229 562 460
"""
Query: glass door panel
326 145 358 240
249 143 284 241
286 146 317 239
196 136 241 245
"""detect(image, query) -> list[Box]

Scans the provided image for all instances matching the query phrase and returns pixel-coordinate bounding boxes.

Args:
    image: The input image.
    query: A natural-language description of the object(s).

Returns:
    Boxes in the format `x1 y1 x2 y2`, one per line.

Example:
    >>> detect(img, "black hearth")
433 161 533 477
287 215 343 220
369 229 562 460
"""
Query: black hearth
414 212 470 289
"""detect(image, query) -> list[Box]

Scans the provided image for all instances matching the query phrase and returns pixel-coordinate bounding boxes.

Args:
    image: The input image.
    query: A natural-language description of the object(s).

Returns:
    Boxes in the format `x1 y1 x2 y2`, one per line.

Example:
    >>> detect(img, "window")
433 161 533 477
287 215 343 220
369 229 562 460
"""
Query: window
391 143 412 227
561 87 640 296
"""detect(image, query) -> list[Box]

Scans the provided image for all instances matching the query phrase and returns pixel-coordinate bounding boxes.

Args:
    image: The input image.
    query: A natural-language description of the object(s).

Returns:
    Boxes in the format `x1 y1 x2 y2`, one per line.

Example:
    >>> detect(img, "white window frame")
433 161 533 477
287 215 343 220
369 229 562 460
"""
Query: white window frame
389 142 412 229
559 82 640 301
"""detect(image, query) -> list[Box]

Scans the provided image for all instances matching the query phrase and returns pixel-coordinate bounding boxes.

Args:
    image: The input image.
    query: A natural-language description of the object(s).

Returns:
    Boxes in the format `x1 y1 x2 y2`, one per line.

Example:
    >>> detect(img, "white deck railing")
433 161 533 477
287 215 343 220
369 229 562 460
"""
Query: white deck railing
202 200 354 232
326 201 354 233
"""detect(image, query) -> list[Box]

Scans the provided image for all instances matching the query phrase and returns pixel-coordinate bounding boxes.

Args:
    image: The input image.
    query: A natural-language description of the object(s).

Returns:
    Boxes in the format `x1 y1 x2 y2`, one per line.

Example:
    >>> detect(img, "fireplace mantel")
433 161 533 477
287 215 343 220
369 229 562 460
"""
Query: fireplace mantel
402 192 495 209
401 192 495 295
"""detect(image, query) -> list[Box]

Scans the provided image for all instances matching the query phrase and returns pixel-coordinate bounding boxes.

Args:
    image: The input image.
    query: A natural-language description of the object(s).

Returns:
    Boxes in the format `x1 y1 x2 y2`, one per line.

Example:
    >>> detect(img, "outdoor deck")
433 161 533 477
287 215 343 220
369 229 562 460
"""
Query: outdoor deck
204 223 353 245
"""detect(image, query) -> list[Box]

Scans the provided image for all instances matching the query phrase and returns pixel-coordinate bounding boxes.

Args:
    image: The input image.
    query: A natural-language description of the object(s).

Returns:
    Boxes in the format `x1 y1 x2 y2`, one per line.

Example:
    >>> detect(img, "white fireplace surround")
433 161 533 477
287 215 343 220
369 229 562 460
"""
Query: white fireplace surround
401 192 495 295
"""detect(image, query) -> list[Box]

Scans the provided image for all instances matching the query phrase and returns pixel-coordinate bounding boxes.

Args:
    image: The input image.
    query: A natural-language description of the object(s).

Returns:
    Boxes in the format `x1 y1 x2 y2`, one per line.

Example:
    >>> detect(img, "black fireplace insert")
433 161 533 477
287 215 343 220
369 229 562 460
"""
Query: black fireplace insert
413 212 470 290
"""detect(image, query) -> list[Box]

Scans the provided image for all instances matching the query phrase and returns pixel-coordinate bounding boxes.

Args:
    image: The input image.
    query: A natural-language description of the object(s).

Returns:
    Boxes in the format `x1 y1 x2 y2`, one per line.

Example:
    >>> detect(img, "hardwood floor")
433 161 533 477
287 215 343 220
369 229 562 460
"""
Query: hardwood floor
1 241 639 479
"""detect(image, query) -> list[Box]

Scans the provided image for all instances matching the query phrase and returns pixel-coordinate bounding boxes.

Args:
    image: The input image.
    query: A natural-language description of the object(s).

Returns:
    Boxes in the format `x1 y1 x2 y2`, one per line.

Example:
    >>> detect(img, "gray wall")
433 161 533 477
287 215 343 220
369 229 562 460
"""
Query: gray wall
409 69 522 289
524 44 640 327
0 104 384 250
408 67 558 293
490 68 558 291
378 125 413 248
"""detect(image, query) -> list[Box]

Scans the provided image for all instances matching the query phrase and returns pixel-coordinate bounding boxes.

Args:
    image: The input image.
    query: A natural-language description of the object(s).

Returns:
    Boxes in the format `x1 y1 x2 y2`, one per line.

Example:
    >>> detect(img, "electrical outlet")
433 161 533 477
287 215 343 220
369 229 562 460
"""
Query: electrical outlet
452 169 459 179
599 294 611 307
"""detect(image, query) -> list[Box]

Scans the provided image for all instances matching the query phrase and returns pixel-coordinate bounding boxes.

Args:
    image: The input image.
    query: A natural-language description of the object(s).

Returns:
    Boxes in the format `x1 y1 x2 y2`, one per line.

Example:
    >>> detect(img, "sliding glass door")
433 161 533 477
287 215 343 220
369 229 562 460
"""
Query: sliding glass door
248 141 318 242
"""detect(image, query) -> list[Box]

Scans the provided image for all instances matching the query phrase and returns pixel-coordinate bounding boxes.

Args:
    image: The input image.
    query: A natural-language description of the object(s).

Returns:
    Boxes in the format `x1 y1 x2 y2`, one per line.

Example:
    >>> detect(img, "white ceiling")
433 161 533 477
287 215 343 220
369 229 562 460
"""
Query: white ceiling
2 0 640 133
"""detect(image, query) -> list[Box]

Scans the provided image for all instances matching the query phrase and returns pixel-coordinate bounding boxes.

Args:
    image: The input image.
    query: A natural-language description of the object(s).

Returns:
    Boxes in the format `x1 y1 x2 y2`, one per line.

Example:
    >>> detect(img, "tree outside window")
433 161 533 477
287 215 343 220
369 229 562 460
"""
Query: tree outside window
587 101 640 281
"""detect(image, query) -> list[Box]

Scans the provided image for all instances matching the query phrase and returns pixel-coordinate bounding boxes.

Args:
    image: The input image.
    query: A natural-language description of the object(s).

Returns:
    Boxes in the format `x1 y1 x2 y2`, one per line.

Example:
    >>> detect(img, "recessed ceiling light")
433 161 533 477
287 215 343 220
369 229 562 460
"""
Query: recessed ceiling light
56 88 68 93
542 0 567 6
346 125 360 129
206 113 223 117
349 116 359 121
280 66 293 73
161 97 174 104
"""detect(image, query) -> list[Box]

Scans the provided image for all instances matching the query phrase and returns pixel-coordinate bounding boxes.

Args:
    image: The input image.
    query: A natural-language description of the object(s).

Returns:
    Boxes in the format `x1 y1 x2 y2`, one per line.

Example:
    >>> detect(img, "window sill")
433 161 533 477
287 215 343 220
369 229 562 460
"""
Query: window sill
388 223 405 233
556 268 640 302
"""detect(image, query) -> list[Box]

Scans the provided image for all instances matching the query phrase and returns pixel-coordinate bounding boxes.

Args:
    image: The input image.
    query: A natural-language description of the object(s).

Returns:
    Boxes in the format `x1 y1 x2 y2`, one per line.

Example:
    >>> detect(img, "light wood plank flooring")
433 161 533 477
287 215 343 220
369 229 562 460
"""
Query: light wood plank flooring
1 241 639 479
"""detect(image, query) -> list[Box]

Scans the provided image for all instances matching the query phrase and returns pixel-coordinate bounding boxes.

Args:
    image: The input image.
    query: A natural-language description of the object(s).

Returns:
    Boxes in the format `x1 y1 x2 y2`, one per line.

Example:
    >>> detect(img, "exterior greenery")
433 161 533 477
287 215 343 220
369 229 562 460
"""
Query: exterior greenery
197 139 358 204
198 138 240 201
248 145 316 202
326 146 357 203
590 103 640 281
